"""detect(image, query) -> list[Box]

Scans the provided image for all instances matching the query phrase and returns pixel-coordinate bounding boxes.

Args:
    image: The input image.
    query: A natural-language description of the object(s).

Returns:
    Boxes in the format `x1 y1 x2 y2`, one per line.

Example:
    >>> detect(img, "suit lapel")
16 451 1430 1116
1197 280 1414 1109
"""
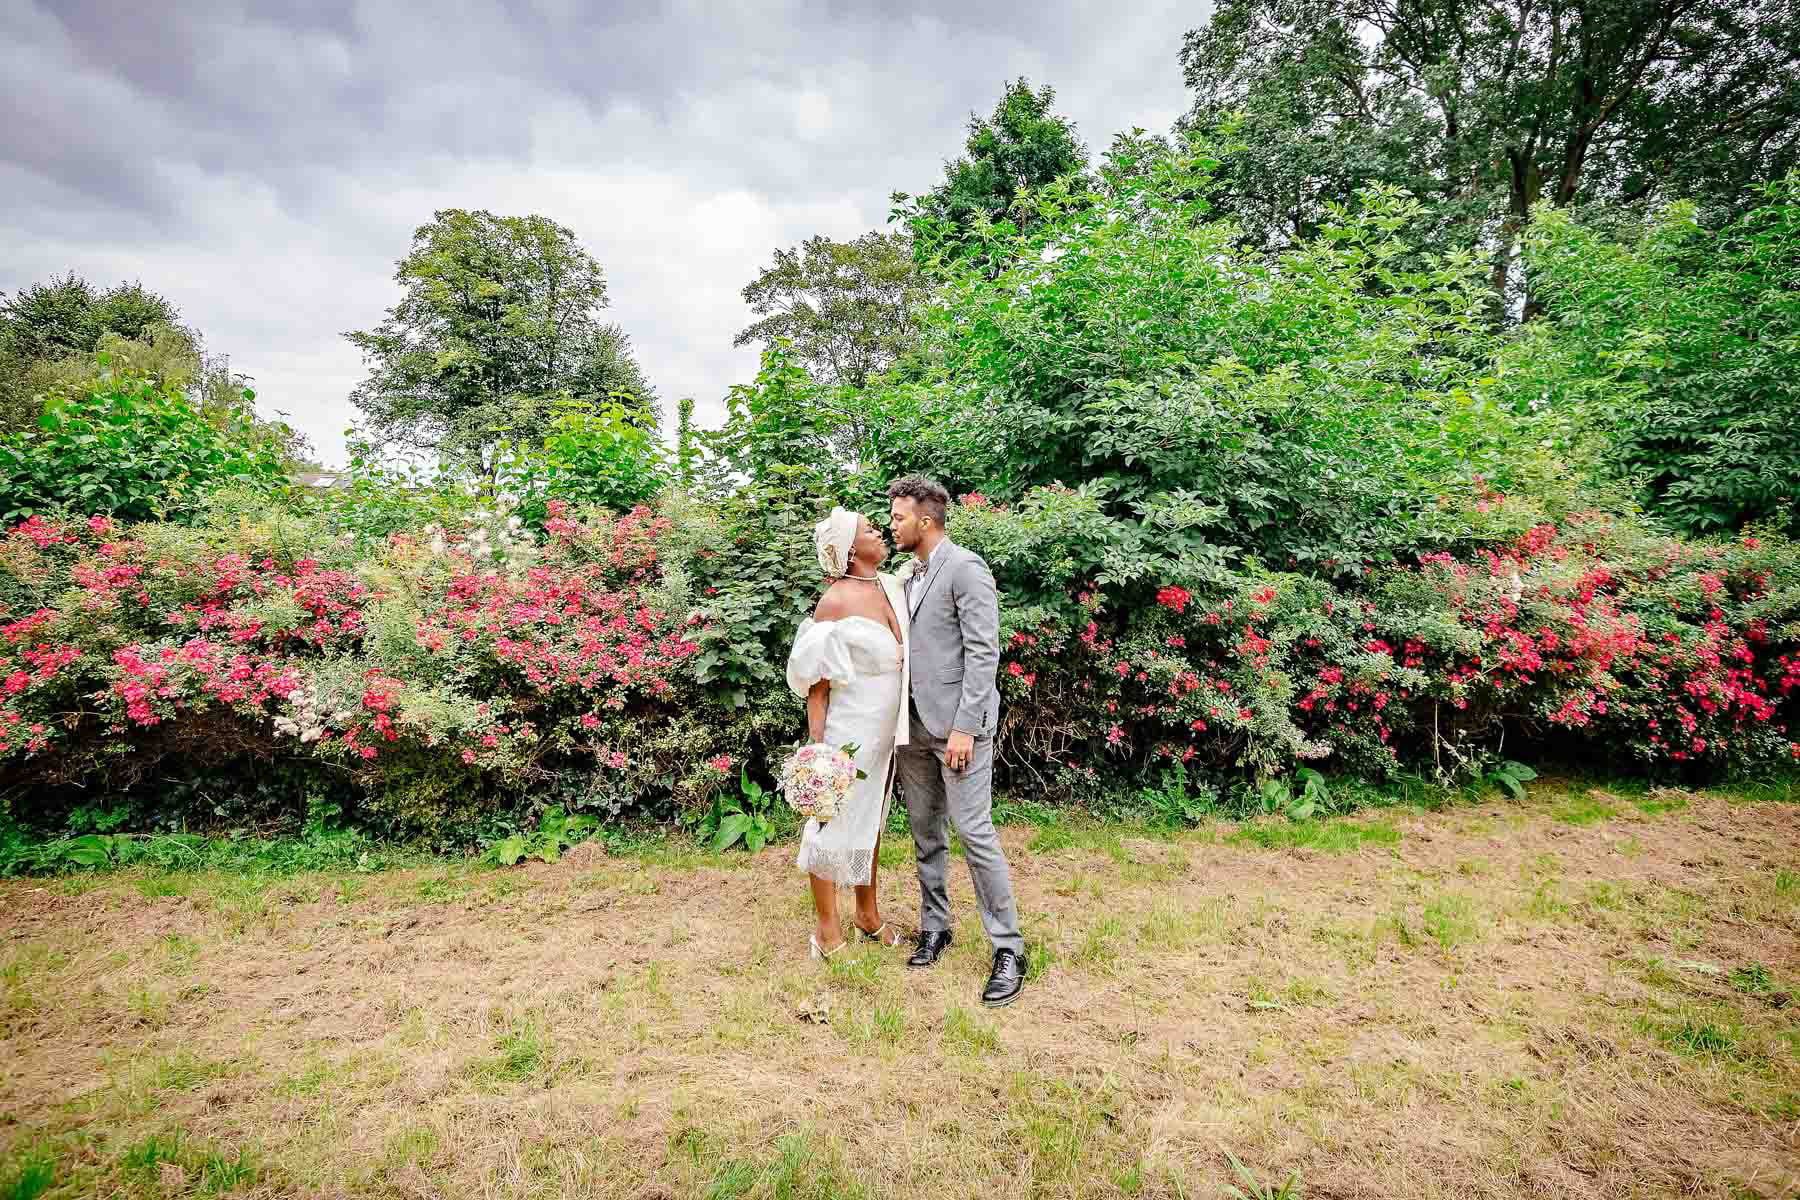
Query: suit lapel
881 572 910 645
909 542 953 617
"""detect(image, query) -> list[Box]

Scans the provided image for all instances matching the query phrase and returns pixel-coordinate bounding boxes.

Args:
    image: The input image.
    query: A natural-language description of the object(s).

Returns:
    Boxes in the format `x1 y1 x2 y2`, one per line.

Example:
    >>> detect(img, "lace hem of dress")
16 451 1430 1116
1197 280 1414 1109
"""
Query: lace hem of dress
796 842 876 888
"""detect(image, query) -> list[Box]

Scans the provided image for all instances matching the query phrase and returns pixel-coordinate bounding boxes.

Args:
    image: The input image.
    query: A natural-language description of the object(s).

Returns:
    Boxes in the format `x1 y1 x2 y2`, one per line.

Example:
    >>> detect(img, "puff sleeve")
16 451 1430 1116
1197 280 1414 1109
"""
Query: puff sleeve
786 619 856 698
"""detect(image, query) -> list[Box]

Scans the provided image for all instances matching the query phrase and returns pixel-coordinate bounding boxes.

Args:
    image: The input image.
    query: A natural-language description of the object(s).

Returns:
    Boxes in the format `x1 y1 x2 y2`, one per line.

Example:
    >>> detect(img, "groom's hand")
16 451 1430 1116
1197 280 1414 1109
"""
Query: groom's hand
945 730 975 772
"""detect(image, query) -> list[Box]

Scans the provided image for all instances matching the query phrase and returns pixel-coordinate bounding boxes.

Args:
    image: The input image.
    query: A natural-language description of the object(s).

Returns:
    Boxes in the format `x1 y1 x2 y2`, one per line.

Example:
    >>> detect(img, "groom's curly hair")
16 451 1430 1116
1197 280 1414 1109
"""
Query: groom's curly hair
887 474 949 526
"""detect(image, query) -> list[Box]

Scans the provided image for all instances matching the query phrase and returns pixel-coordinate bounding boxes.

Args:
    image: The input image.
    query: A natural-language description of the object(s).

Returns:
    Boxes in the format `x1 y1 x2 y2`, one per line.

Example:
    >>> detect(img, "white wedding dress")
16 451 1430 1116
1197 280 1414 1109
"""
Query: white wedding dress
785 614 905 886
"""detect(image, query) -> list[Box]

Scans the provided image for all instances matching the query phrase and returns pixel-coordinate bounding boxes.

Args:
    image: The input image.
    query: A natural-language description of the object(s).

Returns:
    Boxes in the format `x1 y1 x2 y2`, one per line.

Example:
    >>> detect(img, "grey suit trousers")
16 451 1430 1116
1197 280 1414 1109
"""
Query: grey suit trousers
896 706 1024 955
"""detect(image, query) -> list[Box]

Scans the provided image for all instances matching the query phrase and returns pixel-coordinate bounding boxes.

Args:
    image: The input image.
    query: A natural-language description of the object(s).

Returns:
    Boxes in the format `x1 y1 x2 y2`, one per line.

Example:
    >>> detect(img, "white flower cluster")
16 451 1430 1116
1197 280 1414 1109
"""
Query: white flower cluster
421 505 537 570
271 686 353 744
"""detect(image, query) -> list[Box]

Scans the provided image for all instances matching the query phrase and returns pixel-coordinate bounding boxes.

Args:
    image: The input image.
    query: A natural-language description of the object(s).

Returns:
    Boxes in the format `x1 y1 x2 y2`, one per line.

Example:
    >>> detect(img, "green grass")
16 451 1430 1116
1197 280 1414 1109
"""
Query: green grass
1729 963 1775 995
1657 1019 1738 1056
1524 880 1570 920
153 1052 233 1091
1071 917 1123 968
681 1132 865 1200
469 1020 551 1086
1137 898 1229 949
0 827 431 881
942 1006 1000 1056
200 1149 257 1193
3 1150 55 1200
1551 794 1617 826
1227 817 1401 853
120 1133 184 1170
825 947 886 993
1633 791 1689 816
1423 894 1480 951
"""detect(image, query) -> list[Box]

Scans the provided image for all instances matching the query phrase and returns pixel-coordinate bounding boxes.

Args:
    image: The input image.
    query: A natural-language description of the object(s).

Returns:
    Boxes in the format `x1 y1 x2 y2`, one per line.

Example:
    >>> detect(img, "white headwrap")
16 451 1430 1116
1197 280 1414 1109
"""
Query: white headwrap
813 507 861 578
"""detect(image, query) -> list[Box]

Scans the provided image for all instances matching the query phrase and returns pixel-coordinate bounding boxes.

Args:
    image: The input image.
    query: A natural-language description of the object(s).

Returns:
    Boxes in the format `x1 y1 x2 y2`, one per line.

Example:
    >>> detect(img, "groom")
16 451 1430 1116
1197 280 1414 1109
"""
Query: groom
888 475 1026 1008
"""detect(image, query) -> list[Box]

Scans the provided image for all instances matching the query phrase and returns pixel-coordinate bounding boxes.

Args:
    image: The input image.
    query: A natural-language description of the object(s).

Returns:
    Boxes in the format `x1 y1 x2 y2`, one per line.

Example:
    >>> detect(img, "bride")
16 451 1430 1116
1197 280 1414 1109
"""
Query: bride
785 507 911 958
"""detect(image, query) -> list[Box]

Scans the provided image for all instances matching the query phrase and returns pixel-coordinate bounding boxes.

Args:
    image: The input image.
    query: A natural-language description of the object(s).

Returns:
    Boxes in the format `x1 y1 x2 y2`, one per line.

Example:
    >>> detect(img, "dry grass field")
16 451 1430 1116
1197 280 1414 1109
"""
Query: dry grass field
2 781 1798 1199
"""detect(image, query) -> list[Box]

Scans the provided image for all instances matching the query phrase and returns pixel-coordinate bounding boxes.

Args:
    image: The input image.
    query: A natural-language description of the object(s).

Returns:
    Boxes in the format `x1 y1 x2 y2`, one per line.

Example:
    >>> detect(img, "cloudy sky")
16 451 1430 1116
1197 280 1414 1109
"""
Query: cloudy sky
3 1 1201 466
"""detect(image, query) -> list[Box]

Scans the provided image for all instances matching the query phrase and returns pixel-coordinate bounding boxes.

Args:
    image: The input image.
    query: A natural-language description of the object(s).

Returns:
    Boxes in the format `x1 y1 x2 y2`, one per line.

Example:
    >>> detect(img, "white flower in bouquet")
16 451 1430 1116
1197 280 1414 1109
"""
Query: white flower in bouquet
777 742 866 824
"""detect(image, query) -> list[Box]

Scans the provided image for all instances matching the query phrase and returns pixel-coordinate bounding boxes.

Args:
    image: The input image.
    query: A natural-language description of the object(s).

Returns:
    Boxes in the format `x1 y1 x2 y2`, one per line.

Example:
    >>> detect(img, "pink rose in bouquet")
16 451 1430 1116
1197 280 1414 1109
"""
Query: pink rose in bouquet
777 742 864 823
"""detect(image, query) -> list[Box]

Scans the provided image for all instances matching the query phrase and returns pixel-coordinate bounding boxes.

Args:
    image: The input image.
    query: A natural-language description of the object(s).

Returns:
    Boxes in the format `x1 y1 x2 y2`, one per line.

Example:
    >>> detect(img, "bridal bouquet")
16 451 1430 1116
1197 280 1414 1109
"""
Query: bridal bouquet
777 742 865 823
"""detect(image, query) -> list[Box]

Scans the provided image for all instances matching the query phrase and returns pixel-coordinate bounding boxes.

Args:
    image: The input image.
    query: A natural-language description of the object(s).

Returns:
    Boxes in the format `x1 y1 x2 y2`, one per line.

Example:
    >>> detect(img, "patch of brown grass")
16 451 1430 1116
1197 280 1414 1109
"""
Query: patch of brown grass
2 783 1798 1198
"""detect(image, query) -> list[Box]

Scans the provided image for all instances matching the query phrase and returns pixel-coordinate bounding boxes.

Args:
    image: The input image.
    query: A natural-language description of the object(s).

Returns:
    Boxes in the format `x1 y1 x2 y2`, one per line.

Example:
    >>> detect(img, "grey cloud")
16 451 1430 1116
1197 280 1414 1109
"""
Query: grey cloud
2 0 1204 462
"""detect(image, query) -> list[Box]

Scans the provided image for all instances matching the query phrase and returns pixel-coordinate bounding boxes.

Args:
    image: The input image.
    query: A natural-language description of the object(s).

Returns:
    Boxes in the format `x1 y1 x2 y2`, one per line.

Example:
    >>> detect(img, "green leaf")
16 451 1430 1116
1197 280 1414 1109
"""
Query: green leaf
713 814 751 853
62 835 114 868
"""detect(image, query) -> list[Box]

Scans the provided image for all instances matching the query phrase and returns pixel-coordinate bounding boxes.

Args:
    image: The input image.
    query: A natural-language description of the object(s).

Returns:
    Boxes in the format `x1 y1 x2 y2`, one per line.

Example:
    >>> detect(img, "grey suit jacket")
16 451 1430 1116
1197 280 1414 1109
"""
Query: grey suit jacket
904 540 1001 741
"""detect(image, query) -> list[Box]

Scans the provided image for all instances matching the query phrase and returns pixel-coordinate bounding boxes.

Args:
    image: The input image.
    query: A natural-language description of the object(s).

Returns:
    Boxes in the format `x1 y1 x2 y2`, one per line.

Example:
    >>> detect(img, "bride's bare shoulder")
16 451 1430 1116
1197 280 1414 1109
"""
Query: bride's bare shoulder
813 582 856 621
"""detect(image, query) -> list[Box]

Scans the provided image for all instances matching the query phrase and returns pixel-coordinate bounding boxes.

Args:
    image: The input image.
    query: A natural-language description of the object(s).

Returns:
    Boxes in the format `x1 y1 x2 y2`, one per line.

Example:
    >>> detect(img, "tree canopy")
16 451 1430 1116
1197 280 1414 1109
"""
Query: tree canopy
734 230 922 388
898 78 1091 270
1181 0 1800 305
345 209 656 476
1 276 185 429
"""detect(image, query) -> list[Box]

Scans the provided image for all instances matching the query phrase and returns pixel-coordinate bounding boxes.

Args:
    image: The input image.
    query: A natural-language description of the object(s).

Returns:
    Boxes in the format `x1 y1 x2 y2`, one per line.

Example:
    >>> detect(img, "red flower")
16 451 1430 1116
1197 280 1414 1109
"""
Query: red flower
1156 586 1191 613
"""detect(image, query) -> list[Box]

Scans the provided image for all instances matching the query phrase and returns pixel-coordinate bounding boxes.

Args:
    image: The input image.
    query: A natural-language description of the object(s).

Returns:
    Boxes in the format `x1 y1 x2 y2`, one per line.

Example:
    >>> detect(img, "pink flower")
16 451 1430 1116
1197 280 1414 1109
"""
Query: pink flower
462 749 477 765
706 754 734 773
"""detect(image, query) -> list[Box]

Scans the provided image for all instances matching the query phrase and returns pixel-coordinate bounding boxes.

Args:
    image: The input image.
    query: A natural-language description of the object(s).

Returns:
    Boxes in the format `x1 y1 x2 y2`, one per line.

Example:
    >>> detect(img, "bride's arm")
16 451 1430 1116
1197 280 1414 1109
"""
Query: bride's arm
806 681 829 743
803 584 851 744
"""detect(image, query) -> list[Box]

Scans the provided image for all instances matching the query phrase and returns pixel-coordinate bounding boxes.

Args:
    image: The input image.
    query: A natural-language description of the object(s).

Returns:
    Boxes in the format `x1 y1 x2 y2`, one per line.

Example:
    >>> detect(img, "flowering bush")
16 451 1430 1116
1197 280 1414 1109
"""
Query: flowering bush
2 491 1795 843
989 505 1800 795
0 501 760 840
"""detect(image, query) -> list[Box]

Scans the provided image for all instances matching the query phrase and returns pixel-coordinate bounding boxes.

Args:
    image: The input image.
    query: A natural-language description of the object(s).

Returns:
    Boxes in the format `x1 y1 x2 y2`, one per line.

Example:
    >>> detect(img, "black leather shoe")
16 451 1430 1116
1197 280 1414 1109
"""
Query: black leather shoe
981 948 1027 1008
908 929 952 969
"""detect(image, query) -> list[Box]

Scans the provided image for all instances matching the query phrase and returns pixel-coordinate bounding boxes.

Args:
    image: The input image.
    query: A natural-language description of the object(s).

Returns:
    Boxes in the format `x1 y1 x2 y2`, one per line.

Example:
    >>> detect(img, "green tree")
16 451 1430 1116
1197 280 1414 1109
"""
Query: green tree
345 209 656 478
860 138 1532 574
1 275 184 429
734 230 922 388
898 78 1091 270
500 399 668 527
0 365 289 522
1501 176 1800 534
1181 0 1800 306
0 275 311 464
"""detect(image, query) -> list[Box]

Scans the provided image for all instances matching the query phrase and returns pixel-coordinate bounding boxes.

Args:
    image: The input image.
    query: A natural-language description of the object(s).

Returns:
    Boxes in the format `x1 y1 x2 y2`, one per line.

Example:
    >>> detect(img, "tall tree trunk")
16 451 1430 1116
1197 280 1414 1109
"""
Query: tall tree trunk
1491 150 1538 319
